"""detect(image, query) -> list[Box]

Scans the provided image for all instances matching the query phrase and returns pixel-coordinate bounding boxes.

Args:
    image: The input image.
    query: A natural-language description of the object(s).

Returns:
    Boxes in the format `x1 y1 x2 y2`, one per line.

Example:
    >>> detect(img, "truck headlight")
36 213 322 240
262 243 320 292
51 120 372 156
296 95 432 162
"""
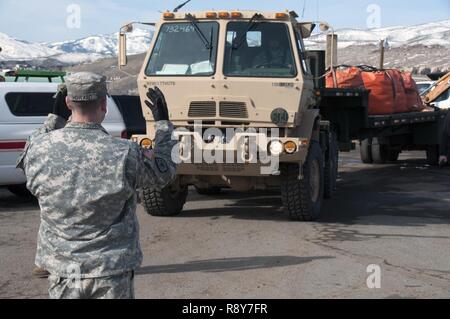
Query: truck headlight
284 141 297 154
269 140 284 156
140 138 153 149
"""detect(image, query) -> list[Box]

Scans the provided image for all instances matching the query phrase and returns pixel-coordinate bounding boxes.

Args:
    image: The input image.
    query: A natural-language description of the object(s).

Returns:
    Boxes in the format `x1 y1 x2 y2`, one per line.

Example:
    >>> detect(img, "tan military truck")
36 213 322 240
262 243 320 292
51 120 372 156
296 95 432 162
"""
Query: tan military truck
119 10 448 221
118 10 339 221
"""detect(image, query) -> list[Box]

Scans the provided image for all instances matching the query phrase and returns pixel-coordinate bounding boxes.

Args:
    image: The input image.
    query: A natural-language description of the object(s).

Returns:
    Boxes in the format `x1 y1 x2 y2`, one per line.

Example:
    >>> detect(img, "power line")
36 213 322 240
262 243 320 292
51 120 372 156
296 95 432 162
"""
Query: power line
301 0 307 19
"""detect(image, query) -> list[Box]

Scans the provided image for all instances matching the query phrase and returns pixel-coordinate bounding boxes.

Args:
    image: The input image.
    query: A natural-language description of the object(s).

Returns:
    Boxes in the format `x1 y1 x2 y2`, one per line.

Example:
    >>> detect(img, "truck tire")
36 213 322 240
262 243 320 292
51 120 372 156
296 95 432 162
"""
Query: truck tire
281 142 324 221
195 186 221 196
142 184 188 217
360 139 373 164
426 145 439 166
324 132 339 199
7 184 33 198
371 138 388 164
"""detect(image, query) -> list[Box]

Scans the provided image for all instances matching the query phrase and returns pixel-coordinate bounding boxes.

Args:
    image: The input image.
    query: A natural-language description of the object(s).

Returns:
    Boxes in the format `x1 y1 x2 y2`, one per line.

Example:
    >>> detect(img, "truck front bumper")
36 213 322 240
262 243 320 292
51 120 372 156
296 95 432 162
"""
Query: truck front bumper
133 131 309 177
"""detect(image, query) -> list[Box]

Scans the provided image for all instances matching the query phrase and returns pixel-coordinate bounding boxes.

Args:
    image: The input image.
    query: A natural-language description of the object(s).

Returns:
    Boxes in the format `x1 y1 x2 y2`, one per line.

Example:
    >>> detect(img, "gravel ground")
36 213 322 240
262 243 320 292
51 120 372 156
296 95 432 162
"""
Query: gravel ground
0 150 449 299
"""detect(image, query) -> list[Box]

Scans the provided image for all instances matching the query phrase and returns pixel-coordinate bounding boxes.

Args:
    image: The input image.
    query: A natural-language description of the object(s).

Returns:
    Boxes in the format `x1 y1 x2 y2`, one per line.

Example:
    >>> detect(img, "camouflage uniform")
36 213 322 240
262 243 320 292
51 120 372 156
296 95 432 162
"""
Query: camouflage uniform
440 111 450 159
17 72 177 299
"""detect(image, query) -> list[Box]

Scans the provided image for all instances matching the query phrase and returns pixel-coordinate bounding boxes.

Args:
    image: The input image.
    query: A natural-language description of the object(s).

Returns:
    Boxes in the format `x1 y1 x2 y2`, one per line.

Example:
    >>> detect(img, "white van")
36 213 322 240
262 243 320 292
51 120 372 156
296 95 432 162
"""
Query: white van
0 82 130 197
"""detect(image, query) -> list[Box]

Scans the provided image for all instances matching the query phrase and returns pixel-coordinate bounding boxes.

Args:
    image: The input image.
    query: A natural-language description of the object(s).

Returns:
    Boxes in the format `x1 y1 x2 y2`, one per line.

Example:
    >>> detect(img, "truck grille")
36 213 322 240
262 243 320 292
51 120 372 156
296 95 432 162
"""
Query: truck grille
219 102 249 119
188 101 216 117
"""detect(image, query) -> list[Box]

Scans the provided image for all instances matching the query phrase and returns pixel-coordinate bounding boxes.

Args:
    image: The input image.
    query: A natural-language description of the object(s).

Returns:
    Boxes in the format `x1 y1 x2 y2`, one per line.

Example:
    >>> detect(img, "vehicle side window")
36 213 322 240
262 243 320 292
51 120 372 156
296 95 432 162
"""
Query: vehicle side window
435 89 449 102
5 92 55 117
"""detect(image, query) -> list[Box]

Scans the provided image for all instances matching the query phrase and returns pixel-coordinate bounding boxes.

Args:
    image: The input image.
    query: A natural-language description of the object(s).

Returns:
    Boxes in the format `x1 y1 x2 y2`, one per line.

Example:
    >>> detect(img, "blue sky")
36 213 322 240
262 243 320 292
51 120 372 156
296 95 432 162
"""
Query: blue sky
0 0 448 42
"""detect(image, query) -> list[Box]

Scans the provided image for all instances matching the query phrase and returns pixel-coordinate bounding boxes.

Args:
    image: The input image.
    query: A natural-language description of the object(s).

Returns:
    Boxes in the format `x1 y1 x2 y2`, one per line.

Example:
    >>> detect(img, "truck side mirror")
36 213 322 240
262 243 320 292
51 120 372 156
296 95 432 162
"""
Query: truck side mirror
297 22 316 39
119 32 127 68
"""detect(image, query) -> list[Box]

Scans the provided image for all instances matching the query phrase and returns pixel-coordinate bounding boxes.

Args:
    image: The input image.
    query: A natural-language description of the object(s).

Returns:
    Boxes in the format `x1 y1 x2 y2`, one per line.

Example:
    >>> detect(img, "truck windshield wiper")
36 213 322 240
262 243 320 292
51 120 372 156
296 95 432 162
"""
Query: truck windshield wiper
232 13 263 50
186 13 212 50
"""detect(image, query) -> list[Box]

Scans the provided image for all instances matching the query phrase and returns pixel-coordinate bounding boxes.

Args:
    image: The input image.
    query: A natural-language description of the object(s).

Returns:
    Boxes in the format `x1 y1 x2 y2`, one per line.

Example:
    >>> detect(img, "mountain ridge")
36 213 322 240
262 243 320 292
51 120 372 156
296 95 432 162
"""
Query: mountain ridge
0 19 448 68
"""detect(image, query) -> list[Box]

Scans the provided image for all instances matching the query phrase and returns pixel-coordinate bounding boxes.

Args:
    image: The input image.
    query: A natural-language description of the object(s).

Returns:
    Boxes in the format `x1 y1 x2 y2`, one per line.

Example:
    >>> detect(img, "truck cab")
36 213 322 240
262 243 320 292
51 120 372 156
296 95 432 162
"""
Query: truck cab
119 11 338 221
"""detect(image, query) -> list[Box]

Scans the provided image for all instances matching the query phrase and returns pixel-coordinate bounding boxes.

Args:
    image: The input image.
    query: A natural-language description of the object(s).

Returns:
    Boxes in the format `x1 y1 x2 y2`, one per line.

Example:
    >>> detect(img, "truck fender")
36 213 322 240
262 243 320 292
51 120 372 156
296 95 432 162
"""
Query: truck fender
296 109 321 143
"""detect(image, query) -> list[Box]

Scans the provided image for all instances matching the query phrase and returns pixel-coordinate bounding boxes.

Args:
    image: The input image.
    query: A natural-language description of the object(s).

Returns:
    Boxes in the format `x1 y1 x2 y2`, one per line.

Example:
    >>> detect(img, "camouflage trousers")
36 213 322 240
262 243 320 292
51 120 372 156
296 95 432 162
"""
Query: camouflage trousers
48 271 135 299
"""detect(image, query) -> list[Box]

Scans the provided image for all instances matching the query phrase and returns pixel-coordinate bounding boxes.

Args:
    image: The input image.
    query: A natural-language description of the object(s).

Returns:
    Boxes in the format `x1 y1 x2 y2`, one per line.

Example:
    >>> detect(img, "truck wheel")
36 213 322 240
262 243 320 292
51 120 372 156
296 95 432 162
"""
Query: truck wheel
324 132 339 199
281 142 324 221
371 138 388 164
426 145 439 166
7 184 33 198
142 183 188 217
360 139 373 164
195 186 221 196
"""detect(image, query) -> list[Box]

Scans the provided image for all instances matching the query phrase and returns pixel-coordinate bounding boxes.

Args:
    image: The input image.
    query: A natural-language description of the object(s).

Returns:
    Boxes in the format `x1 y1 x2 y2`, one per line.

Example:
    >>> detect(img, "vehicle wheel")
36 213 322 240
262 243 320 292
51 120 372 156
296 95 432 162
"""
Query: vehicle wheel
388 149 400 162
281 141 324 221
426 145 439 166
371 138 389 164
142 182 188 217
195 186 221 196
7 184 33 198
324 132 339 199
360 139 373 164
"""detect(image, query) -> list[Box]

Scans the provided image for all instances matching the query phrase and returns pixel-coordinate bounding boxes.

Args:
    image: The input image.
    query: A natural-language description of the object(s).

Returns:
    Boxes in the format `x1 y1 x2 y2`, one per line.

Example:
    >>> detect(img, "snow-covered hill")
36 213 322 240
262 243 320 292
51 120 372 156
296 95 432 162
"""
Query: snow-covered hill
0 28 153 64
305 20 450 49
0 32 60 61
0 20 448 66
47 28 153 56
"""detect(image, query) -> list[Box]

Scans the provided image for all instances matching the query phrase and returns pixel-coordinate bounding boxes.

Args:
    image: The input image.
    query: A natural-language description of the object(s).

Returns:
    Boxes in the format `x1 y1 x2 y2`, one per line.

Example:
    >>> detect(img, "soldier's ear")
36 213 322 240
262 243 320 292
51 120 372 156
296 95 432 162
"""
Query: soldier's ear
65 97 74 111
100 97 108 113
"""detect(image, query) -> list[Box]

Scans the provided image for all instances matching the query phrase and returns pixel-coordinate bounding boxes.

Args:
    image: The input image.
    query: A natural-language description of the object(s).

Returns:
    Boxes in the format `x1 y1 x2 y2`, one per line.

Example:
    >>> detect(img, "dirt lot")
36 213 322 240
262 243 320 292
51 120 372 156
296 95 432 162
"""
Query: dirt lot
0 150 449 299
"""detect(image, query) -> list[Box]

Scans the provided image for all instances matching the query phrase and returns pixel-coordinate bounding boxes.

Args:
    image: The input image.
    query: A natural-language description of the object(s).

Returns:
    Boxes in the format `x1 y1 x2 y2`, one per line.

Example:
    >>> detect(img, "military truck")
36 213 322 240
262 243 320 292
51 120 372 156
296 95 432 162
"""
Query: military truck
118 10 447 221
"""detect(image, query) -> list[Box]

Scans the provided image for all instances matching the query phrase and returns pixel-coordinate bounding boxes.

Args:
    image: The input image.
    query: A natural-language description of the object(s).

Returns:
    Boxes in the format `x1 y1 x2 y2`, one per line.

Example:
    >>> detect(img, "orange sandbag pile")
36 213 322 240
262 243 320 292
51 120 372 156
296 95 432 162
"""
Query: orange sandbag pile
326 65 425 115
326 66 365 89
401 72 425 112
386 69 409 113
361 71 395 115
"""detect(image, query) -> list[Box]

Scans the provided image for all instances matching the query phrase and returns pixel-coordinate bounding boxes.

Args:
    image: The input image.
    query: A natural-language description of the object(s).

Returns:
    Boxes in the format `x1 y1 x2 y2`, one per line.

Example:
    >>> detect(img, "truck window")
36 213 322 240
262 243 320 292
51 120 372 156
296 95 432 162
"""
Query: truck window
5 92 55 117
435 89 449 102
224 22 297 78
294 30 311 75
145 22 219 76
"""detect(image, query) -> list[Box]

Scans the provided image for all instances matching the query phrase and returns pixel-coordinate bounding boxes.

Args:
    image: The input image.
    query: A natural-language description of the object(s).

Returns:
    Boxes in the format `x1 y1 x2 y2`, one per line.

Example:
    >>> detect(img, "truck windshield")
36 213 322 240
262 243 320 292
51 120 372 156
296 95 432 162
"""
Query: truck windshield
146 22 219 76
224 22 297 78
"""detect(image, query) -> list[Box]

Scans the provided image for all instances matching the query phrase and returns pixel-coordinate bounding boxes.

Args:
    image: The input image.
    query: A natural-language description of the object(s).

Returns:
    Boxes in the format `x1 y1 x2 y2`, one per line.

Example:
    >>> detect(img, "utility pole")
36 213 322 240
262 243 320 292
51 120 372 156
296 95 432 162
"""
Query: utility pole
379 39 385 70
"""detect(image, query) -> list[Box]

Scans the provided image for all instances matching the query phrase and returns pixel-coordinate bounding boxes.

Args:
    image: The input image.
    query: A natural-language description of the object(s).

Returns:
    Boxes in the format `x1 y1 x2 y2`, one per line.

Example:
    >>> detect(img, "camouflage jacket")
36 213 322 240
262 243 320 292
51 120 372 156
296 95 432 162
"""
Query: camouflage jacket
17 114 177 278
440 111 450 156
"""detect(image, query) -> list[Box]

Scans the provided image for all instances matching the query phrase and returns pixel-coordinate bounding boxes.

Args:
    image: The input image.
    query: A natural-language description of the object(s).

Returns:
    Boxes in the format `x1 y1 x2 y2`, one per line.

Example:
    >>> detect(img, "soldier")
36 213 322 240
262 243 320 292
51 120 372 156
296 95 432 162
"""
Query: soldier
439 110 450 167
252 38 293 69
17 72 177 299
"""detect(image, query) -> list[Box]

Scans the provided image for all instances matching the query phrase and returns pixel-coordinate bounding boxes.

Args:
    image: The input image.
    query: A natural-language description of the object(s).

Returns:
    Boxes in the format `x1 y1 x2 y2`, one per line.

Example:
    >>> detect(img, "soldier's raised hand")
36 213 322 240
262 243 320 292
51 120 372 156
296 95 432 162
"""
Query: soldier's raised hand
53 84 71 121
145 87 169 122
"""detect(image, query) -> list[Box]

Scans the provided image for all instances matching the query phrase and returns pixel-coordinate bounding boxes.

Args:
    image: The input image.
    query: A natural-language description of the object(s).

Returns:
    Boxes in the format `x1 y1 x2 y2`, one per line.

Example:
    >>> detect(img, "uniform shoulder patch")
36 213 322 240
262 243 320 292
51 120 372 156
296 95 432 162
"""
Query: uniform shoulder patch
155 158 169 173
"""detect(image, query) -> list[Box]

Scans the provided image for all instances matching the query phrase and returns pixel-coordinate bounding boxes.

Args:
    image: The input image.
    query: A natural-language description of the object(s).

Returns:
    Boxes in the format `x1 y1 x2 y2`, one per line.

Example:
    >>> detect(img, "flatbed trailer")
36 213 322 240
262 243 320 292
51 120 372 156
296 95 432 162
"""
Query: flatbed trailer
319 88 447 164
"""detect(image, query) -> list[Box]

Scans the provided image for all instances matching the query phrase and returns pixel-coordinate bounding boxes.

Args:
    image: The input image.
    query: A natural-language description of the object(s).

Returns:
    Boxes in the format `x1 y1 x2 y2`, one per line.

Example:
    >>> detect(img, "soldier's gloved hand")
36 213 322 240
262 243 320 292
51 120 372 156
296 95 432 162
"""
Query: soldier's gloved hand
144 87 169 122
52 84 71 121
